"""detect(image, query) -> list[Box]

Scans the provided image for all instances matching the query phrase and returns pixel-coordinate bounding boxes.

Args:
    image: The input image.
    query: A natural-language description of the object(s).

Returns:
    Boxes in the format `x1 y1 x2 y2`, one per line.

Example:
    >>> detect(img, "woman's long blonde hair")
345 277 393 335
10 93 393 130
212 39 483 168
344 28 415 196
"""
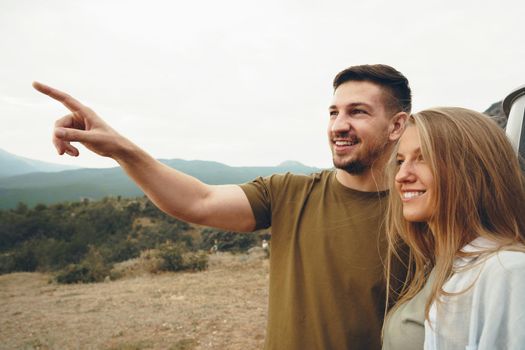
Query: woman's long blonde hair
385 107 525 320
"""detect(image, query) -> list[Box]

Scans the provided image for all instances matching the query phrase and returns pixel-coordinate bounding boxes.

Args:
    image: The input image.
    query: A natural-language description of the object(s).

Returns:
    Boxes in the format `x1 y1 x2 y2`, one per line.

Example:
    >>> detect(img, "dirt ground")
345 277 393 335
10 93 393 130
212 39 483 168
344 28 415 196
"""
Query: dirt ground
0 252 269 350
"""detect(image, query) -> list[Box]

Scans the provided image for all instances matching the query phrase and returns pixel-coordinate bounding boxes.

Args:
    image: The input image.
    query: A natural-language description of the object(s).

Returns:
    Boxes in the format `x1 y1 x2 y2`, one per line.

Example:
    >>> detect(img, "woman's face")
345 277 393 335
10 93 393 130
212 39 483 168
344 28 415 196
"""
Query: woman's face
395 126 436 222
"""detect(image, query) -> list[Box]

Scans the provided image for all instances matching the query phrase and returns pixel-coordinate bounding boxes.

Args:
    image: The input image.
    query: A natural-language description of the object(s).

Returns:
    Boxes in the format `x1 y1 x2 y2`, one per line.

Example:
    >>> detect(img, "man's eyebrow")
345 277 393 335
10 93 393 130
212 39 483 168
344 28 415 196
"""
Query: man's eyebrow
328 102 373 110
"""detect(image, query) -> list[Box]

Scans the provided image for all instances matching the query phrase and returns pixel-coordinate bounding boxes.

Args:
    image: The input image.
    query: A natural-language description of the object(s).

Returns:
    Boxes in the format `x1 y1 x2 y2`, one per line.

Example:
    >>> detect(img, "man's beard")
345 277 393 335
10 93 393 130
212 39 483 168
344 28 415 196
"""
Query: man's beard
333 138 389 175
334 159 369 175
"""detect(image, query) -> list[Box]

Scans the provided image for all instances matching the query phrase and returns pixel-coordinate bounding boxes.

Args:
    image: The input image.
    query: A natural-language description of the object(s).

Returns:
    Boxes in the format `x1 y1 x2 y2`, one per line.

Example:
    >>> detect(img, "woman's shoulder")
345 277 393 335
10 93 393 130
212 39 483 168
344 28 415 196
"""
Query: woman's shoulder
479 248 525 279
487 248 525 266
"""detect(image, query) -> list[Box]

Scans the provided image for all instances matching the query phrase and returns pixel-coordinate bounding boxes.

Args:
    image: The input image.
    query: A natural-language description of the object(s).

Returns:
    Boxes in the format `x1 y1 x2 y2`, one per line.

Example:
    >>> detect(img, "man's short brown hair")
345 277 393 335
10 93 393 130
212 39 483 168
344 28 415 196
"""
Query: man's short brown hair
333 64 412 114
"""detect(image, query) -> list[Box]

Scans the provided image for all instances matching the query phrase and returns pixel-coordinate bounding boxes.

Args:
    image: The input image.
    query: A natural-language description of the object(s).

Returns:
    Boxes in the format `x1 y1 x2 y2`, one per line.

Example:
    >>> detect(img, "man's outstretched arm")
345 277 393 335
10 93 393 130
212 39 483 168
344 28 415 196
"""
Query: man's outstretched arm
32 82 256 232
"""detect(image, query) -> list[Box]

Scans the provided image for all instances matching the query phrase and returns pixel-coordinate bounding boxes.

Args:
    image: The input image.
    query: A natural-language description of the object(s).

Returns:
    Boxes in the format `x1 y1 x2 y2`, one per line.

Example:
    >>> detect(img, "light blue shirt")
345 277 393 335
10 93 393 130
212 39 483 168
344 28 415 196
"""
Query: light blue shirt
425 237 525 350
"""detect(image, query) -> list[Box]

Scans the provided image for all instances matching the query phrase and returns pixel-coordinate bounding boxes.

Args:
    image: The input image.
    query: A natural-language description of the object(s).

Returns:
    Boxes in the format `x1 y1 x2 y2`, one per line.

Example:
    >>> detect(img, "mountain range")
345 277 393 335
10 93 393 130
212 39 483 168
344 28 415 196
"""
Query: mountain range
0 148 80 178
0 149 320 209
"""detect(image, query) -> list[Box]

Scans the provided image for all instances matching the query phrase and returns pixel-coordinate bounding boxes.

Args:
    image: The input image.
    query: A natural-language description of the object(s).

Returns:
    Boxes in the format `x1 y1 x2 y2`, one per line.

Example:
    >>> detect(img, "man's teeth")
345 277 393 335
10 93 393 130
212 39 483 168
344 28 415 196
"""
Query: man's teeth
335 140 357 146
403 191 425 199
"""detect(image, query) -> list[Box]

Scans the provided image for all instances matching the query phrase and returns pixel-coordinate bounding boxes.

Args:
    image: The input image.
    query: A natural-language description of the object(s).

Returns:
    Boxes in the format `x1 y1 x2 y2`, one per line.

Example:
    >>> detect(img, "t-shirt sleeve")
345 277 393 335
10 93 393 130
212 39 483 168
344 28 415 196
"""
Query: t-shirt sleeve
239 172 315 231
239 176 273 230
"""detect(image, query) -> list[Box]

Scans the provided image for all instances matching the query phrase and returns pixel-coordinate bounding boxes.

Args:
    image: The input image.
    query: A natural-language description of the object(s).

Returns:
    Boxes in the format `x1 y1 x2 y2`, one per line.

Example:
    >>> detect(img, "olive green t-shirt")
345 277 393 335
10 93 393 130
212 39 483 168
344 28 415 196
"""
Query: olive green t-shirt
240 170 389 350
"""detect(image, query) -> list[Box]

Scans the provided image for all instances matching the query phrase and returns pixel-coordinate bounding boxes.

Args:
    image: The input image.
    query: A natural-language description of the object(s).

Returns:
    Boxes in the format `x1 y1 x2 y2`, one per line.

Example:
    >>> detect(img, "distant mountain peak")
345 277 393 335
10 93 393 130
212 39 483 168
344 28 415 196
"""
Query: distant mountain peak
0 148 81 178
277 160 306 167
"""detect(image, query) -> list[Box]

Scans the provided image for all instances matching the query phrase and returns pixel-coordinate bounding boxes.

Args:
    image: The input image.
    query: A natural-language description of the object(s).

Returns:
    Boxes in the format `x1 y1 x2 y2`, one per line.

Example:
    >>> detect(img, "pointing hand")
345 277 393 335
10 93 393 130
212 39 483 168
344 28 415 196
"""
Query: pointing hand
32 82 126 158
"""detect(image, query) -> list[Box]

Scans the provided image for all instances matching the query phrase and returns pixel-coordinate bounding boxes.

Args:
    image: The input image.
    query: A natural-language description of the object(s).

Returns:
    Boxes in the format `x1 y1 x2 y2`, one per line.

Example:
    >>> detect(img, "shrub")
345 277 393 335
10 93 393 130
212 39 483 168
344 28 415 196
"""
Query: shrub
158 242 186 272
138 249 165 274
55 263 92 284
0 253 14 274
200 229 259 253
102 239 141 263
133 223 193 251
152 242 209 273
32 238 72 270
12 245 38 272
55 246 111 284
182 251 208 272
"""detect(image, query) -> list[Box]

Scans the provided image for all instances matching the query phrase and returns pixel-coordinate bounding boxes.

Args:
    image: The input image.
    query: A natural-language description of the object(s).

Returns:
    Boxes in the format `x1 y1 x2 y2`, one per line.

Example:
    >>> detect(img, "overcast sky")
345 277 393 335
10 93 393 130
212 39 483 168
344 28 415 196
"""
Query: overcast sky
1 0 524 169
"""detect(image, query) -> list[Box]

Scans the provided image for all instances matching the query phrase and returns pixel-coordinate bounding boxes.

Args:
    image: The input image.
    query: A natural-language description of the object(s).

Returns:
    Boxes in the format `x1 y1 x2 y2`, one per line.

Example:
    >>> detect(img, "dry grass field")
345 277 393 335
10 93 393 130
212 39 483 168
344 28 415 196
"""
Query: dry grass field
0 251 269 350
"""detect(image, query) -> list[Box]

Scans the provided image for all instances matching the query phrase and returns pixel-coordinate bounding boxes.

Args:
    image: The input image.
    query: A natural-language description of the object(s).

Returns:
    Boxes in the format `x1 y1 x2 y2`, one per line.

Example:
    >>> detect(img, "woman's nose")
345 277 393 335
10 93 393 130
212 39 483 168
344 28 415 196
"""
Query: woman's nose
395 162 415 183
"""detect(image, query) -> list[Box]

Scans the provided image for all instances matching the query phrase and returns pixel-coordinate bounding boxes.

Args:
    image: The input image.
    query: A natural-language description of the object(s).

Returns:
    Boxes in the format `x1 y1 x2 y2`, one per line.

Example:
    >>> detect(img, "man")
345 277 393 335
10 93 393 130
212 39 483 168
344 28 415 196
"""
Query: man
33 64 411 349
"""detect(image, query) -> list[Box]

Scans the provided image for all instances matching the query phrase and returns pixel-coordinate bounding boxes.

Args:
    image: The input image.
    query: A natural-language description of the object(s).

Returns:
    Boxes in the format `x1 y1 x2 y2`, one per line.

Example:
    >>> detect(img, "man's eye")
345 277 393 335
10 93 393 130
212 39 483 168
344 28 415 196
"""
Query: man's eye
329 111 338 118
351 109 367 115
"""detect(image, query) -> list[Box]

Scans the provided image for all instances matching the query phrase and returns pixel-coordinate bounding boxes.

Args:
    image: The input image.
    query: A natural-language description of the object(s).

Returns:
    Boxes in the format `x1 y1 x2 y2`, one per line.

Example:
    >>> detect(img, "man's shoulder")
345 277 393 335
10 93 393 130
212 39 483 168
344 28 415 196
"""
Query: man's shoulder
271 168 333 180
254 169 334 187
239 169 334 201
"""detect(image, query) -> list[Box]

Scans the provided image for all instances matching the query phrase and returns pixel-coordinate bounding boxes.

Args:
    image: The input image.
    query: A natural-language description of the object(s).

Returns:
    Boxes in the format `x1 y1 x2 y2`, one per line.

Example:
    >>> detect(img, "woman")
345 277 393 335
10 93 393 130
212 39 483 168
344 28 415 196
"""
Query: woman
382 107 525 350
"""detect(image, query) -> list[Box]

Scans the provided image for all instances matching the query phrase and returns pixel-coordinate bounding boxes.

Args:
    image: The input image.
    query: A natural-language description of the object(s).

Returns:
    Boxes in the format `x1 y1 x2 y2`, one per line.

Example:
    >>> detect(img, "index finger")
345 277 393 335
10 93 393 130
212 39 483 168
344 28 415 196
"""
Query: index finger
32 81 85 112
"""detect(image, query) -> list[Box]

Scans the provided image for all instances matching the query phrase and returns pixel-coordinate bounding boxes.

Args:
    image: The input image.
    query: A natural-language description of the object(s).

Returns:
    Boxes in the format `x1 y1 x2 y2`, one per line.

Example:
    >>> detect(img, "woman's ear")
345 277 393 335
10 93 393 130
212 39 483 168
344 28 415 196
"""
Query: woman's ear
389 112 409 141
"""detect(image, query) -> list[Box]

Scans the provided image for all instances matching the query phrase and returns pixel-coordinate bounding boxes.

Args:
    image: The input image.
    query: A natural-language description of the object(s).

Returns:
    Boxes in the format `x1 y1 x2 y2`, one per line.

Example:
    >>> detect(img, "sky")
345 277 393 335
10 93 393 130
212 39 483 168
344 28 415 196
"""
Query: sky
1 0 524 169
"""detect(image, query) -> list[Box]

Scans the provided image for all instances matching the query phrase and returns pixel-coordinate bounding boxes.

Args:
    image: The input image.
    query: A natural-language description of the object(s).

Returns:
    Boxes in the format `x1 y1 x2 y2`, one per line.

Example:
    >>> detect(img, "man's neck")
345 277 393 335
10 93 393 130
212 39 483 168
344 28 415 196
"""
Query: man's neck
335 167 388 192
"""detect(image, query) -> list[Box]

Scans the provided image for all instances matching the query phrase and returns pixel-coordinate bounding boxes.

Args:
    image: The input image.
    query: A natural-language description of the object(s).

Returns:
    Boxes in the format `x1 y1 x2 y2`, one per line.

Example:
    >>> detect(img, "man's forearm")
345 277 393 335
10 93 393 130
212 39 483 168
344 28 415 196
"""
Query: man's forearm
114 141 212 224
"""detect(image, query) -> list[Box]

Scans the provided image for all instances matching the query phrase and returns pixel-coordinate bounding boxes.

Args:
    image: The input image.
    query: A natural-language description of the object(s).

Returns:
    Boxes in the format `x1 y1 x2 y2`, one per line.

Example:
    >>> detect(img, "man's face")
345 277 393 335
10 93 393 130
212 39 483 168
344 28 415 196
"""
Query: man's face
328 80 393 174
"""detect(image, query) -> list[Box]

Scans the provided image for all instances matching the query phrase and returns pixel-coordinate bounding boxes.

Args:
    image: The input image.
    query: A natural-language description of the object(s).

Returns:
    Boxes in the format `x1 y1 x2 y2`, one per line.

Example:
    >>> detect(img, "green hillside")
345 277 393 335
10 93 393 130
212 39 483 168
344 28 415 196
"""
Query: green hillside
0 159 321 209
0 196 269 283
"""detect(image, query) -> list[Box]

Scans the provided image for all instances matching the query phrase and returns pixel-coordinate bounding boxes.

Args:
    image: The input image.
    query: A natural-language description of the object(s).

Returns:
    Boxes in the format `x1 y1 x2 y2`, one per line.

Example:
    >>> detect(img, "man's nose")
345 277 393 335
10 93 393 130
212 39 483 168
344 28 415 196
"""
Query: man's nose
331 115 351 134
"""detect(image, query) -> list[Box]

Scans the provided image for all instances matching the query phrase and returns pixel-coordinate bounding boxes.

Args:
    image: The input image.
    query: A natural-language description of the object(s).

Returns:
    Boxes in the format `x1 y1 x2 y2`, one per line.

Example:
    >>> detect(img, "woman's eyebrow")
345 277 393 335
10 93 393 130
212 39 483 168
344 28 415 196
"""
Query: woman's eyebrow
396 147 421 157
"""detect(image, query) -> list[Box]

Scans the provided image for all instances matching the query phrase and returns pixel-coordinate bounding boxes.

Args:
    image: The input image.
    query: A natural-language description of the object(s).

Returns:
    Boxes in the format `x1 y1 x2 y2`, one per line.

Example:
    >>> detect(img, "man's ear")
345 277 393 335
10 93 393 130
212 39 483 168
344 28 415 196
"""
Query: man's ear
388 112 408 141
